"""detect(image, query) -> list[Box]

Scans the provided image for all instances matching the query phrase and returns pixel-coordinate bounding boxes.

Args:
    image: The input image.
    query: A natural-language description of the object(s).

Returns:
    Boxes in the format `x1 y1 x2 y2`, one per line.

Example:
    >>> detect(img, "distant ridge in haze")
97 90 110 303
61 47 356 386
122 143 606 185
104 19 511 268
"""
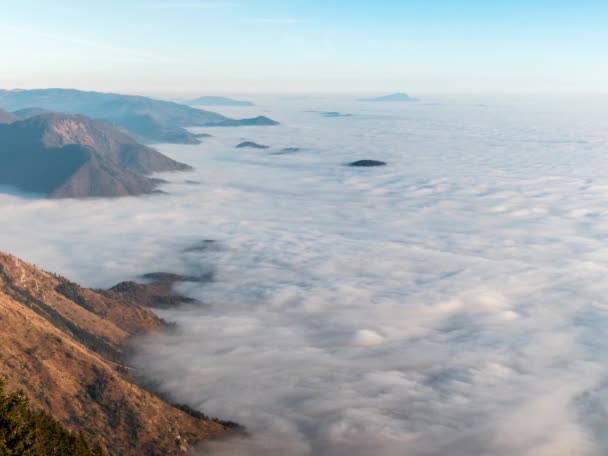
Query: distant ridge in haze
359 92 418 102
210 115 279 127
187 96 255 106
0 89 278 144
12 107 53 118
0 113 191 198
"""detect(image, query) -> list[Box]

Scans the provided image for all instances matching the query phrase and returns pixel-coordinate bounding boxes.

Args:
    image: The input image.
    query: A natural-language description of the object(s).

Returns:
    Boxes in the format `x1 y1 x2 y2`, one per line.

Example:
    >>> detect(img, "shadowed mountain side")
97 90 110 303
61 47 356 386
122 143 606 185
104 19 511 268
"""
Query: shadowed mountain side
48 152 161 199
106 114 201 145
0 252 232 455
0 89 278 143
0 109 19 124
105 272 213 309
0 114 191 198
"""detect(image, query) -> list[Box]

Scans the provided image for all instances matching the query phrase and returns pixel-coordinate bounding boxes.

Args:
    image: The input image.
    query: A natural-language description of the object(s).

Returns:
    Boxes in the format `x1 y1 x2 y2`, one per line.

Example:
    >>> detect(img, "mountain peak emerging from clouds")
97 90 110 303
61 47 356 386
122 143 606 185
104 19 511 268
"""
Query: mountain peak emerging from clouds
359 92 419 102
0 113 191 198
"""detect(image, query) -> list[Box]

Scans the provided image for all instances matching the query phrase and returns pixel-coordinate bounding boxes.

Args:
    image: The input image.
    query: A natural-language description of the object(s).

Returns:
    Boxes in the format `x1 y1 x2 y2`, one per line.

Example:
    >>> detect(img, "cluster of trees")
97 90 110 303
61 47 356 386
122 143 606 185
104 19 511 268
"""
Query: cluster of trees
0 379 104 455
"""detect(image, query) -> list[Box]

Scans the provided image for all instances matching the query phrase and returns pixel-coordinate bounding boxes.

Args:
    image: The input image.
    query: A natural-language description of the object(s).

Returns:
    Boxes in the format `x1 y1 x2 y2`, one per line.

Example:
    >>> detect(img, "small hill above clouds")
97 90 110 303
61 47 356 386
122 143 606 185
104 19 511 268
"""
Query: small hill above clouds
0 251 231 455
0 89 278 143
187 96 255 106
0 113 191 198
359 92 419 102
211 115 280 127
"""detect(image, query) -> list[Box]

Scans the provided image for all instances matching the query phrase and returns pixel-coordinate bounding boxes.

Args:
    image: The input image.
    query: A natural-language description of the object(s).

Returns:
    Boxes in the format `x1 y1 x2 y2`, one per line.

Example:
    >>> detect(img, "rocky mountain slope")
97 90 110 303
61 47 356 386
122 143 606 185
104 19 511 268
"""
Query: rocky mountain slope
0 252 232 455
0 113 191 198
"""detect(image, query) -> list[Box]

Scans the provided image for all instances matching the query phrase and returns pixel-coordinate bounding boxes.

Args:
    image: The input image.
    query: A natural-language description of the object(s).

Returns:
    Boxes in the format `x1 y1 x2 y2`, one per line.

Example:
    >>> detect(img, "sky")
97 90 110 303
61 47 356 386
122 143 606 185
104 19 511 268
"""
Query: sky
2 0 608 94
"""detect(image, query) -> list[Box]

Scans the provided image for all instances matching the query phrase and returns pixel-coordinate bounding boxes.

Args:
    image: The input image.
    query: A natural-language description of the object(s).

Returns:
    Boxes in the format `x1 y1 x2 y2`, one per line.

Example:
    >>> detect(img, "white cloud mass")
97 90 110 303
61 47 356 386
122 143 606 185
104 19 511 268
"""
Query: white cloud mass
1 95 608 455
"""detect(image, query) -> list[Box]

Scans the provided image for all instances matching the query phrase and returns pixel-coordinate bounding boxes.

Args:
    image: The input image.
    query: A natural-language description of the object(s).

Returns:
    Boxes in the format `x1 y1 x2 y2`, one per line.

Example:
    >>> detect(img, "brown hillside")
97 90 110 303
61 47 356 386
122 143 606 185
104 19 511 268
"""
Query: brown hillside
0 252 230 455
0 113 191 198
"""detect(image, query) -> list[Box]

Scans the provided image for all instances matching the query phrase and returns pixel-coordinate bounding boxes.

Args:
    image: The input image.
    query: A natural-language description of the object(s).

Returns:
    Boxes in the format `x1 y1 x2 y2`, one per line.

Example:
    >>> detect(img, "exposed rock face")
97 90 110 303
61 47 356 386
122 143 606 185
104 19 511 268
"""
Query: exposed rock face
348 160 387 167
0 252 231 456
105 272 213 309
236 141 269 149
212 116 280 127
0 89 278 143
187 96 254 107
0 109 19 124
0 113 191 198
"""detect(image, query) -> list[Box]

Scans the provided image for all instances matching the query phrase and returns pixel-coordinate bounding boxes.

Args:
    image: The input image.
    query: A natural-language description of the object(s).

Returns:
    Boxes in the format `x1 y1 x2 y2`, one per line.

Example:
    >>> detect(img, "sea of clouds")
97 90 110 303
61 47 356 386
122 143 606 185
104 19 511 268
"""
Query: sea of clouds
2 95 608 455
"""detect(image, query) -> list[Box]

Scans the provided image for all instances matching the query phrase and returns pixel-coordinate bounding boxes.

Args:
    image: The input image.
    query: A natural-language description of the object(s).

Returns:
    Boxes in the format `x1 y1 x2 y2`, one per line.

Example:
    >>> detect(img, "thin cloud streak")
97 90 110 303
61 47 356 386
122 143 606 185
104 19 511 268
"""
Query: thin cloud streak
150 2 234 8
248 18 311 24
0 25 180 64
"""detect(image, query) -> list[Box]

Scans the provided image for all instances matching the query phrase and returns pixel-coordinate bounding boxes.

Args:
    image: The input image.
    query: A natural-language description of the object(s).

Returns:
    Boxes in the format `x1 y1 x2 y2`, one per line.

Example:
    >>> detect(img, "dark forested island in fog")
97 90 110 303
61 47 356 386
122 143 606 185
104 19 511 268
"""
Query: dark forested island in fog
0 113 190 198
0 89 277 144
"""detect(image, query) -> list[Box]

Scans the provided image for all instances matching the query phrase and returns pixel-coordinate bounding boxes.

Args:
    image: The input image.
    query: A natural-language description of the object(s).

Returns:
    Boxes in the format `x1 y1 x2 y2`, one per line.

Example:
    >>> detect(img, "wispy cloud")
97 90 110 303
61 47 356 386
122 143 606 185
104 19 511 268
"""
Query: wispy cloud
150 2 233 8
248 18 310 24
0 25 178 64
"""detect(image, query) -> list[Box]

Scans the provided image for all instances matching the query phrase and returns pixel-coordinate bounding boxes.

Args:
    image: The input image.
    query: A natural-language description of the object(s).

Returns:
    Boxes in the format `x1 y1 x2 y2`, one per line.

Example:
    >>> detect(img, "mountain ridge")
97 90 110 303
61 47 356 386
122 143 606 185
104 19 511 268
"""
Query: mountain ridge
0 88 278 143
187 96 254 106
0 251 234 455
0 113 191 198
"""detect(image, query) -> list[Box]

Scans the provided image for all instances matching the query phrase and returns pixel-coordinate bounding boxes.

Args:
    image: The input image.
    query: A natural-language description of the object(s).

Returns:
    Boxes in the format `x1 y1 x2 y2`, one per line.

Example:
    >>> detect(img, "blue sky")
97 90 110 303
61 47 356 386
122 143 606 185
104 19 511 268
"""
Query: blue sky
2 0 607 94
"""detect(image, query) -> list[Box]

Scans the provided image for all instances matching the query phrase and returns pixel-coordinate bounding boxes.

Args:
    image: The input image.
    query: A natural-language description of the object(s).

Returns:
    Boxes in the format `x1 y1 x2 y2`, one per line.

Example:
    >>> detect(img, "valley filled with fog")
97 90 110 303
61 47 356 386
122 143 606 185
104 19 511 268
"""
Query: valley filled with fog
2 95 608 455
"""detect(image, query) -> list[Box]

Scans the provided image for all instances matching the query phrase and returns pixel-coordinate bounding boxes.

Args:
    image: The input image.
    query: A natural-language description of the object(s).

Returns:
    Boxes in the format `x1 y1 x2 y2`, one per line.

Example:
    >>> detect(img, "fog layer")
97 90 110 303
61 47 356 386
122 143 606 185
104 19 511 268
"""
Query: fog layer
2 96 608 455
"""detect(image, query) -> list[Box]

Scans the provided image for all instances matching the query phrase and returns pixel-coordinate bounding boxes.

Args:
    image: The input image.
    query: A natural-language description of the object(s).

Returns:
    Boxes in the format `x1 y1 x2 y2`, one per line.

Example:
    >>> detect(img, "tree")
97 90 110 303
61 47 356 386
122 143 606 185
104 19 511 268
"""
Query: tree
0 379 104 455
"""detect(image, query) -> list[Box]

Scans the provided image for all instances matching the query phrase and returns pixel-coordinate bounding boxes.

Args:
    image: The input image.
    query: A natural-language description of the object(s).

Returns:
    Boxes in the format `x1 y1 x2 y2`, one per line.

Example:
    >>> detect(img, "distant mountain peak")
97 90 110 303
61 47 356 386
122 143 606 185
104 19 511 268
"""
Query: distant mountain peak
187 95 255 106
0 88 277 143
359 92 419 102
211 115 280 127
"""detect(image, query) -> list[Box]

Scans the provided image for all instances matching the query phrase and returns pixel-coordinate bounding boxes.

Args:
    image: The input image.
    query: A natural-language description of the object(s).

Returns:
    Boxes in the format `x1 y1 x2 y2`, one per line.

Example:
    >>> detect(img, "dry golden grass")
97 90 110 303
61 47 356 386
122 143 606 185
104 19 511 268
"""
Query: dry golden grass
0 252 229 455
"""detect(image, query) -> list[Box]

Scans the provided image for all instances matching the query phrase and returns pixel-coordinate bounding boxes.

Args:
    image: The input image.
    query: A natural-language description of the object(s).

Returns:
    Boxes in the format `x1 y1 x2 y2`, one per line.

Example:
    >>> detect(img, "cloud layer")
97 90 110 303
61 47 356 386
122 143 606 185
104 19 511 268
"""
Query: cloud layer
2 96 608 455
